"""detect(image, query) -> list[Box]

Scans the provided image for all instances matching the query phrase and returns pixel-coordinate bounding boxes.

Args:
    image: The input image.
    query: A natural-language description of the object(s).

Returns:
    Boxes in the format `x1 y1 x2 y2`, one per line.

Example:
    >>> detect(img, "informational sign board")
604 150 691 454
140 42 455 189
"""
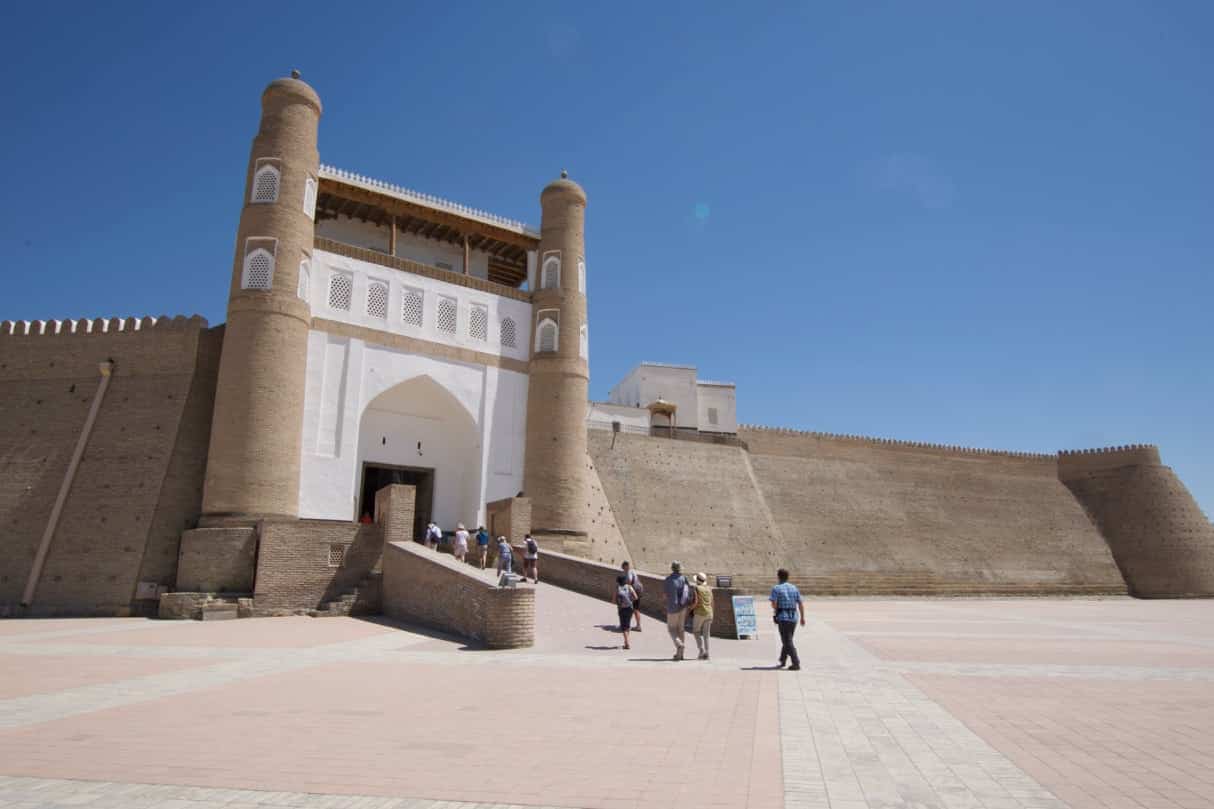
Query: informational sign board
732 595 758 639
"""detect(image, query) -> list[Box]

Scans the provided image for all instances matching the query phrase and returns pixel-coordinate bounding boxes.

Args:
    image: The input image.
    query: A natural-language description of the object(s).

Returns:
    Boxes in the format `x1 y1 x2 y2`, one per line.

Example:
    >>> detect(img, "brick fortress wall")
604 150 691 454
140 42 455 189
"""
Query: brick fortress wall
737 426 1127 595
0 316 221 615
586 430 785 586
1060 446 1214 597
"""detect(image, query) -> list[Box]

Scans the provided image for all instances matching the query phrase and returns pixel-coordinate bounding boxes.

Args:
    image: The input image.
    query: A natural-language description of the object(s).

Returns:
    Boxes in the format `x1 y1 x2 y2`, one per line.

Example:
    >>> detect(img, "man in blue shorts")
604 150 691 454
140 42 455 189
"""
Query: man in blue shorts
770 568 805 670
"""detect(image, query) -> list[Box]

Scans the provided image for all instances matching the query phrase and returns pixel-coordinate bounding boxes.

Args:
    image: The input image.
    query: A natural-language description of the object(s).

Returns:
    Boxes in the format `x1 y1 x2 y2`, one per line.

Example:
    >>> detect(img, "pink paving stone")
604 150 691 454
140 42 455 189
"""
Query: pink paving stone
41 615 399 649
852 636 1214 666
0 617 140 637
907 674 1214 809
0 658 783 809
0 654 215 700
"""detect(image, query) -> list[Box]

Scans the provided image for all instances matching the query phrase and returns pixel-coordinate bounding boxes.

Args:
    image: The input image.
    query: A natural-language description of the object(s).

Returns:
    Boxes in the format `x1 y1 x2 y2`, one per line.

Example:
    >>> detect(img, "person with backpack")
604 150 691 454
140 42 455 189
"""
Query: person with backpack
621 561 643 631
475 526 490 569
522 533 540 583
424 521 442 550
663 561 692 661
613 574 638 650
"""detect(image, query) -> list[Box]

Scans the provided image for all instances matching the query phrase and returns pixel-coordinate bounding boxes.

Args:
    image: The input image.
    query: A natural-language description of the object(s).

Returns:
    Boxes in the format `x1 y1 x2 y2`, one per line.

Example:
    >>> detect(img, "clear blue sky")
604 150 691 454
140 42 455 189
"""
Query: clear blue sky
2 2 1210 516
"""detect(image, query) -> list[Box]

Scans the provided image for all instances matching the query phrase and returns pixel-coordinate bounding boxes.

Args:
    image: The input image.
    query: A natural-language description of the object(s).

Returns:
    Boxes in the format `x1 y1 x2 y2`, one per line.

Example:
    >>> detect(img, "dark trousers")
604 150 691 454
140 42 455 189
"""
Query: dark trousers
777 620 800 667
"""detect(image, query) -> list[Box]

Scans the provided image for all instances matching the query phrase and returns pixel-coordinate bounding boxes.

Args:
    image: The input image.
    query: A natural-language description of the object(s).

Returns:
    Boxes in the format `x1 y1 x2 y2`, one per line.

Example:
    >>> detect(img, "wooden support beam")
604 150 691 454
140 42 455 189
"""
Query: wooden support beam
463 233 471 275
318 178 539 252
389 216 397 256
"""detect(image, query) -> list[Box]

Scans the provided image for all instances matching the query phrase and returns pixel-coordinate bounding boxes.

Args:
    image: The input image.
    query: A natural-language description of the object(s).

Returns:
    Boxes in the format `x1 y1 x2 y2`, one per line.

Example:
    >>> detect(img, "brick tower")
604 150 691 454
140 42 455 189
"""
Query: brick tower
523 172 590 546
200 72 321 520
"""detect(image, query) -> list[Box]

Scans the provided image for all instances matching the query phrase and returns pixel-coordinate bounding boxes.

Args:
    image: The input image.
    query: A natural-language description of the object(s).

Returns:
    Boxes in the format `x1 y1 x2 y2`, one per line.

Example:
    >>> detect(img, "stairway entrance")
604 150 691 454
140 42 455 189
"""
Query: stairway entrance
359 463 434 543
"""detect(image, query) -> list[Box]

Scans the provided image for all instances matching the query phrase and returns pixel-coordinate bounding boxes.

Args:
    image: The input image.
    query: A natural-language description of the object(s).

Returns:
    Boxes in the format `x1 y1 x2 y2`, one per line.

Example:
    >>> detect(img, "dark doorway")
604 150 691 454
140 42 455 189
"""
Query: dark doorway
359 463 434 543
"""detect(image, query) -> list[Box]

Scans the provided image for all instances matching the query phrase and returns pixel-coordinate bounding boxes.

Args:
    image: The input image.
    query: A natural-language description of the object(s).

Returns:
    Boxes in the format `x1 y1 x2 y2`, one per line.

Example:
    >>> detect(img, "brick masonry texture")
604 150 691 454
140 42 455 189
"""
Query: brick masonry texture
253 520 382 613
738 426 1128 595
1060 447 1214 596
586 430 786 588
0 318 220 616
382 540 535 648
175 527 256 593
202 77 318 518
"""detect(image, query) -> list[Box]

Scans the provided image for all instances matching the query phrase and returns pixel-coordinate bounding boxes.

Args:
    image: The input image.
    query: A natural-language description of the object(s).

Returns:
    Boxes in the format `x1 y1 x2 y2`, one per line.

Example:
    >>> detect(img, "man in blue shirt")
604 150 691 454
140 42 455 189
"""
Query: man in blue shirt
663 561 692 661
769 568 805 670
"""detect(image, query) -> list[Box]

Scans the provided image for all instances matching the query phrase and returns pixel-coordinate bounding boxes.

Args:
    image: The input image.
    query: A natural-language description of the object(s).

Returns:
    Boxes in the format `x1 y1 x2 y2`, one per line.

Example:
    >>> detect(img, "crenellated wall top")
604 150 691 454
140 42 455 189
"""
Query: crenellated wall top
1057 444 1161 476
0 314 208 337
738 423 1055 460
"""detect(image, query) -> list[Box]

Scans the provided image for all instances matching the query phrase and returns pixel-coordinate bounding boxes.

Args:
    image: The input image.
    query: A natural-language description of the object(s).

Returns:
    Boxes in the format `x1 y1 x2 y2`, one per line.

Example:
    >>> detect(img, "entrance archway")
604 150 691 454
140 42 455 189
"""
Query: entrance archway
357 374 479 536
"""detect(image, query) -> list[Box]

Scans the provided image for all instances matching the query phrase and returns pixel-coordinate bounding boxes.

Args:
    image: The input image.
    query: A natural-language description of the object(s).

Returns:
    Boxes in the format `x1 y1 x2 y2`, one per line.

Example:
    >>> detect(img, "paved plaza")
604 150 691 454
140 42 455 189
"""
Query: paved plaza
1 587 1211 809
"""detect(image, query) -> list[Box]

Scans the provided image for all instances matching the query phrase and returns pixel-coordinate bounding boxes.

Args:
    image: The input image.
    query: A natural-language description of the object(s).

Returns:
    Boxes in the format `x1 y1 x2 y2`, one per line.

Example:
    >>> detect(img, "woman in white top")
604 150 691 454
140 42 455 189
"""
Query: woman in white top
453 523 469 562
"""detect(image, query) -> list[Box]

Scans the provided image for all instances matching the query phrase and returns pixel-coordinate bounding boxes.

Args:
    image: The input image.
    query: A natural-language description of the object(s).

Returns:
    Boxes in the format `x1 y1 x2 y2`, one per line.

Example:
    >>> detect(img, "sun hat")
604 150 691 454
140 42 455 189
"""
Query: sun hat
694 572 707 584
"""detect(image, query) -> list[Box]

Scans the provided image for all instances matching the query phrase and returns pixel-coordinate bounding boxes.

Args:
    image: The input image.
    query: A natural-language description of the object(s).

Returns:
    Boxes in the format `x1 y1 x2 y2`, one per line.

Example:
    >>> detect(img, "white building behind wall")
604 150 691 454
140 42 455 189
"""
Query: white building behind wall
603 362 737 435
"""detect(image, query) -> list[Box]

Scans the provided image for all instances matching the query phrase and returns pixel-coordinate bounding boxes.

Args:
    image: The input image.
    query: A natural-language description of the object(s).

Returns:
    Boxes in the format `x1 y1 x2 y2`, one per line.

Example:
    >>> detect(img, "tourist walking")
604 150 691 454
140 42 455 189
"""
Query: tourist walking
475 526 490 568
496 535 513 577
424 521 442 550
770 568 805 670
522 533 540 583
689 572 713 660
453 523 469 562
663 561 692 661
614 574 638 650
622 561 643 631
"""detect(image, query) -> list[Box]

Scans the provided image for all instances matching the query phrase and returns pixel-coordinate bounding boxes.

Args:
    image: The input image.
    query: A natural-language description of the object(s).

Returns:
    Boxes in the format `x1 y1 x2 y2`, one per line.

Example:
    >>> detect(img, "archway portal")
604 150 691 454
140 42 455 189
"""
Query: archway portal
357 374 479 540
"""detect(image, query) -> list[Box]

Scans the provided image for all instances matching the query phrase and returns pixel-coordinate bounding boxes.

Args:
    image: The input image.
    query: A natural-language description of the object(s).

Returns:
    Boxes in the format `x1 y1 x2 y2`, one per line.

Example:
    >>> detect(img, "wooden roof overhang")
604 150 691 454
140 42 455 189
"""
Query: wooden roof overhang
316 177 538 288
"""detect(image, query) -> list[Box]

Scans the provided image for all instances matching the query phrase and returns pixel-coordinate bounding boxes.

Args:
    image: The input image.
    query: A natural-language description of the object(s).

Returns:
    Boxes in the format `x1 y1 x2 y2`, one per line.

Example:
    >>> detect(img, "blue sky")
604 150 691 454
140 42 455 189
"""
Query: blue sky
2 2 1210 515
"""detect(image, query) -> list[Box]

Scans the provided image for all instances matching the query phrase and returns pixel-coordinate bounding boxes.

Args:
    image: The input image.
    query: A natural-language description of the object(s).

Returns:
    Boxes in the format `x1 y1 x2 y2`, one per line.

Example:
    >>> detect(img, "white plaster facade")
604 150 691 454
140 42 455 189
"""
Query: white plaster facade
299 332 529 527
696 381 738 434
297 254 531 529
586 401 651 434
606 362 737 434
307 248 531 364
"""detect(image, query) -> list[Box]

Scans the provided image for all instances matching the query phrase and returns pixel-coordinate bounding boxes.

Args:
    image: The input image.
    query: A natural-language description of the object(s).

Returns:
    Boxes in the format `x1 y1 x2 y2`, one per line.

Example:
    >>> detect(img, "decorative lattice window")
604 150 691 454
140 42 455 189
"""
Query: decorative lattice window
500 316 517 348
437 296 457 333
538 319 558 353
328 272 353 311
707 407 719 426
303 175 317 219
578 258 586 293
297 259 310 301
251 163 280 204
579 324 589 360
241 247 275 290
469 304 488 341
402 287 423 326
541 255 560 289
327 544 346 568
366 280 389 319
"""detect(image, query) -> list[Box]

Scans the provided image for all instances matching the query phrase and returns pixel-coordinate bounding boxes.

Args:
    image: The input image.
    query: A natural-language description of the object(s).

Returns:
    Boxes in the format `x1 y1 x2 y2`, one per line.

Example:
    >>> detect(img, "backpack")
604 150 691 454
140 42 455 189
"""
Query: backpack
525 538 538 556
678 576 692 607
616 585 634 608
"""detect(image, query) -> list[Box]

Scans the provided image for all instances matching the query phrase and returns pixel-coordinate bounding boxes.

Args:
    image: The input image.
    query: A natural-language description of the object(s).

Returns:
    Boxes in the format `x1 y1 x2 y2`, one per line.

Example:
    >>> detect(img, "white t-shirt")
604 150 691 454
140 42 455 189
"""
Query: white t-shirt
454 529 469 550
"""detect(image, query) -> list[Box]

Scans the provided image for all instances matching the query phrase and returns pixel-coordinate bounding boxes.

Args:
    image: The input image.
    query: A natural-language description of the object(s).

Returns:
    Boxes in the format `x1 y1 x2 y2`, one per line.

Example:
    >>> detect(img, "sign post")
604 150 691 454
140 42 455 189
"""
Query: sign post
732 595 758 639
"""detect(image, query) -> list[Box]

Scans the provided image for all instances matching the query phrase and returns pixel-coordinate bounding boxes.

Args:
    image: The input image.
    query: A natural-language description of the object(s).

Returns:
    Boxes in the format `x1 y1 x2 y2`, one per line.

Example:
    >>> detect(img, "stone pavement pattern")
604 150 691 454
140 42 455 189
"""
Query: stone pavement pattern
0 587 1211 809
